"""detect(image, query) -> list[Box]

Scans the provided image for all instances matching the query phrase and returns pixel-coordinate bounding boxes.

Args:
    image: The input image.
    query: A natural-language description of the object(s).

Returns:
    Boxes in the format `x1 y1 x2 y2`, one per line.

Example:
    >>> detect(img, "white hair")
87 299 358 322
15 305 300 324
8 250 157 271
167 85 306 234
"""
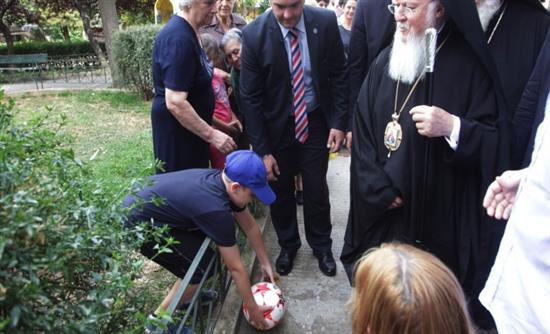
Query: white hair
477 0 502 31
388 2 437 84
221 28 243 50
178 0 197 10
388 31 426 84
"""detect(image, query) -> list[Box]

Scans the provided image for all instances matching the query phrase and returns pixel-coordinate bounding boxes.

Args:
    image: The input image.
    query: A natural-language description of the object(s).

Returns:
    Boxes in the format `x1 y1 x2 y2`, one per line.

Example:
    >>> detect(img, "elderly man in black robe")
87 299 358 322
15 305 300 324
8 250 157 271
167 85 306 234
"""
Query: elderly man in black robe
470 1 549 329
341 0 499 305
477 0 549 124
473 0 549 174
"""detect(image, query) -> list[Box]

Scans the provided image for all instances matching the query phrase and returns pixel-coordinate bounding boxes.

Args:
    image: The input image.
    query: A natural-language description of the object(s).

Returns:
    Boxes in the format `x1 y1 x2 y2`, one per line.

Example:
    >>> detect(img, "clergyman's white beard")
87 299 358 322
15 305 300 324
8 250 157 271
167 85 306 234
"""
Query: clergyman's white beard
477 0 502 32
388 28 426 84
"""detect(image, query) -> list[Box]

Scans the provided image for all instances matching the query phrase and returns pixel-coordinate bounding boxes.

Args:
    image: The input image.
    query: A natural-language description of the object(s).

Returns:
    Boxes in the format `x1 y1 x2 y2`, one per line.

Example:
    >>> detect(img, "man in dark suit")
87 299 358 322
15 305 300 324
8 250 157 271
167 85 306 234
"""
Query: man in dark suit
240 0 348 276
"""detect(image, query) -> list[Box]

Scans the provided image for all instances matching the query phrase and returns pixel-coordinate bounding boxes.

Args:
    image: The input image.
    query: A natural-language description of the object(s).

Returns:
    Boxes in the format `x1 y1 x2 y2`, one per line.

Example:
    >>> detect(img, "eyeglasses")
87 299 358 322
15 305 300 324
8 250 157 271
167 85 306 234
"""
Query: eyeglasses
387 3 420 16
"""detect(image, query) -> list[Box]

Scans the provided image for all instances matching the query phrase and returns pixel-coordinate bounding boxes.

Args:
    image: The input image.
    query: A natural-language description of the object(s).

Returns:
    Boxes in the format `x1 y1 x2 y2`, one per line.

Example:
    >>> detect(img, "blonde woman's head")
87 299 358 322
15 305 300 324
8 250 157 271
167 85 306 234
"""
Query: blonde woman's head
349 243 474 334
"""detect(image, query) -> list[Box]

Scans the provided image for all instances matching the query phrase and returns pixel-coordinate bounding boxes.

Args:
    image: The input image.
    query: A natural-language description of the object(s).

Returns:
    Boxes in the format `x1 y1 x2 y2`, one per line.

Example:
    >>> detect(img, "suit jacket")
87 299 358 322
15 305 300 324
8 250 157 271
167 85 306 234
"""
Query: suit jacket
240 6 348 157
347 0 394 123
514 31 550 166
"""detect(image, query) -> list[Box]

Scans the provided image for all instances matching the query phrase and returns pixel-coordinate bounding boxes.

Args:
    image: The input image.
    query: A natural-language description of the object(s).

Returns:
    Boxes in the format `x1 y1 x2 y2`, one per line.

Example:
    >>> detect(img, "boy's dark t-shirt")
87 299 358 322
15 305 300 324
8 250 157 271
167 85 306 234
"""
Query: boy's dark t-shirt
123 169 237 247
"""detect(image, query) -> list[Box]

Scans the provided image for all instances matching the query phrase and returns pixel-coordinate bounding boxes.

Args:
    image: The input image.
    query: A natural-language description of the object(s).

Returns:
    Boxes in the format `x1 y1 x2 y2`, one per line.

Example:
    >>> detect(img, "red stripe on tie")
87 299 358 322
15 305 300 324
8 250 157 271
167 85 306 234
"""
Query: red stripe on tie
288 28 308 144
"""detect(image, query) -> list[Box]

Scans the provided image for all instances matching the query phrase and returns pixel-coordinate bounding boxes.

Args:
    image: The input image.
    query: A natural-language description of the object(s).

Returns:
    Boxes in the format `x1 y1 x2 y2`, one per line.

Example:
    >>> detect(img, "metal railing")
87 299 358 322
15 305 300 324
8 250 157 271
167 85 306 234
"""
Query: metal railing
155 237 221 334
160 225 250 334
45 53 110 84
0 53 111 86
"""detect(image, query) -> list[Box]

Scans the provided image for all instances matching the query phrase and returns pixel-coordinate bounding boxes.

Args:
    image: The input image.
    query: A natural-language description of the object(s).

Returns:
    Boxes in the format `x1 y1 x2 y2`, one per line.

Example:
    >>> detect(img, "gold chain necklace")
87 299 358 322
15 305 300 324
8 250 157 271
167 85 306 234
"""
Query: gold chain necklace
384 32 451 158
487 1 508 44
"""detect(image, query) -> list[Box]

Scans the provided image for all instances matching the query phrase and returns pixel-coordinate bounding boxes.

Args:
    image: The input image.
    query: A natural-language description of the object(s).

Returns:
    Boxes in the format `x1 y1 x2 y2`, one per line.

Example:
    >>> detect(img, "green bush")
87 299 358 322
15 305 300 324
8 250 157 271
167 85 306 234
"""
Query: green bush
0 41 105 56
112 25 161 100
0 91 153 333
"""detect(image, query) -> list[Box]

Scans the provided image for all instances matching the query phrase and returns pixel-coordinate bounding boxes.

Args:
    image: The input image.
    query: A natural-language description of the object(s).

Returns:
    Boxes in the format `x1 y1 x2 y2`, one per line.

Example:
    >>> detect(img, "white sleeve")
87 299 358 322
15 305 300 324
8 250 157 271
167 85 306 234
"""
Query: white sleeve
444 115 461 151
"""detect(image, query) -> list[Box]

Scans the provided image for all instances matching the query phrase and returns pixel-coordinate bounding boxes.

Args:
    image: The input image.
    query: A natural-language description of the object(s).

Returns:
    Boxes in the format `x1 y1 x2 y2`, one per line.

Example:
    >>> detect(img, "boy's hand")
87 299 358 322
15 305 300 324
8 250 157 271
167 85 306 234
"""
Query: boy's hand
246 304 273 330
261 264 279 284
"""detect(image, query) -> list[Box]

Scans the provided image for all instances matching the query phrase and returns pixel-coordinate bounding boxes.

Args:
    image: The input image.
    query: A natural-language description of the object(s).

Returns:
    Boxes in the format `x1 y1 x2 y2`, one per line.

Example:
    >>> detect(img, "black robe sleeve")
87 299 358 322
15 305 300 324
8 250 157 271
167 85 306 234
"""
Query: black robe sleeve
514 31 550 167
452 74 498 165
350 57 400 230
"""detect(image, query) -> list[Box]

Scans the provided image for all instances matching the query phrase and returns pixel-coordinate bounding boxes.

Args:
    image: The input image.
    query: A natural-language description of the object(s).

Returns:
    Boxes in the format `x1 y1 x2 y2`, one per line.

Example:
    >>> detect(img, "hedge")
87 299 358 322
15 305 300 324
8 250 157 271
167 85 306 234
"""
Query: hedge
0 91 159 333
112 25 161 100
0 40 105 56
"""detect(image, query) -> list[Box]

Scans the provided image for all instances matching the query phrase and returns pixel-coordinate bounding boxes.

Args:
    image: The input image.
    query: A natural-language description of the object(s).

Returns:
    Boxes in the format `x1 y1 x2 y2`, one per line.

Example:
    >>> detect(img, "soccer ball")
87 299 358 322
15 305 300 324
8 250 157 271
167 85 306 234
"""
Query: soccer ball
242 282 286 330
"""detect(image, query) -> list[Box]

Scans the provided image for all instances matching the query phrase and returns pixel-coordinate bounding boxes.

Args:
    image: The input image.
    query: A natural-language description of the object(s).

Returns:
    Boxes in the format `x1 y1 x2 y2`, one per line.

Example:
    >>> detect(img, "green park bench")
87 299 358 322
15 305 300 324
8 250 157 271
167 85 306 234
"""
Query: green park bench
0 53 48 89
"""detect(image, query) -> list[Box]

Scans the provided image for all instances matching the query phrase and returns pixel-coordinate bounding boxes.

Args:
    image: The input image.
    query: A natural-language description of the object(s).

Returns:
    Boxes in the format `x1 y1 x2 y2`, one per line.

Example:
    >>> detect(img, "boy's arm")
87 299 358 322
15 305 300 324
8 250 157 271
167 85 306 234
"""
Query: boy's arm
218 245 270 329
234 209 275 283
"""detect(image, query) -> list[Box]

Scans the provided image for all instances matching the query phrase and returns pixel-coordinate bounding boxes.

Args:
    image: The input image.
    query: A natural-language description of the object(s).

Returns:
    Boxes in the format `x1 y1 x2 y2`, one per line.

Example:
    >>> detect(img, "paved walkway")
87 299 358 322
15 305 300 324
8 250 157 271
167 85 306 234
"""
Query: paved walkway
1 78 112 96
238 153 353 334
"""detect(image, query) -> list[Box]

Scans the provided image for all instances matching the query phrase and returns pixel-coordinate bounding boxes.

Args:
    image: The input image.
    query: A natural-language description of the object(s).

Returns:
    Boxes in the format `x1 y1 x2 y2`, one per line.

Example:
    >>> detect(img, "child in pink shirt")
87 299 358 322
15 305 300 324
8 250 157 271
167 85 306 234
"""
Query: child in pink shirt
201 33 243 169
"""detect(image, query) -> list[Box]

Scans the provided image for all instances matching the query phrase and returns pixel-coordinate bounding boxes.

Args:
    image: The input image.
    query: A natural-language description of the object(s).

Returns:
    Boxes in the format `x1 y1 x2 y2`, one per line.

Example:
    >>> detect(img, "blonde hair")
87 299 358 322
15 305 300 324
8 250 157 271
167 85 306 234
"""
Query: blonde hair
349 243 475 334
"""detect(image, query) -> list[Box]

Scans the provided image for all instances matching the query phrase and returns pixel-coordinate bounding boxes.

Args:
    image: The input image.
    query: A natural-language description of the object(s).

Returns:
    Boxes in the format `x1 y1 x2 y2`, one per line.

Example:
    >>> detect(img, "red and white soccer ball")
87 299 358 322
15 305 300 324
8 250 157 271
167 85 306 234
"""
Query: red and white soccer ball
243 282 286 330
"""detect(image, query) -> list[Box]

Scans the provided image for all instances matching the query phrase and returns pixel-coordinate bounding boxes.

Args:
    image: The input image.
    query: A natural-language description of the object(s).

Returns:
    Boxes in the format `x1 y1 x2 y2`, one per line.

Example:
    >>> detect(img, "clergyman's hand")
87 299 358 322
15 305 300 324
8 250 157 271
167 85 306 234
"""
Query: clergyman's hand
483 169 524 220
210 128 237 154
327 129 345 153
263 154 280 182
410 105 454 138
388 196 403 210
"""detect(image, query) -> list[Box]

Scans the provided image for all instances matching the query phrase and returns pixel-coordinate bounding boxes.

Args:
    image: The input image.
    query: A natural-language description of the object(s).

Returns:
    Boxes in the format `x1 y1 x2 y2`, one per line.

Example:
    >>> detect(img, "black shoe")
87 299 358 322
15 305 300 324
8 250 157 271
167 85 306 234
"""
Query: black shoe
295 190 304 205
276 250 297 276
314 252 336 276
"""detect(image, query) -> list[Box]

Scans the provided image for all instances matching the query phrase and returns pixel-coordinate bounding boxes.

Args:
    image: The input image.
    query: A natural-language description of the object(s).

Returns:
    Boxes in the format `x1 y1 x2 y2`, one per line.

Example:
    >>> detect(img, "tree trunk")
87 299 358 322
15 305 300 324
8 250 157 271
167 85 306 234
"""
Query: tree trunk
0 0 16 55
73 0 106 64
0 20 14 55
61 25 71 42
32 27 48 41
98 0 119 84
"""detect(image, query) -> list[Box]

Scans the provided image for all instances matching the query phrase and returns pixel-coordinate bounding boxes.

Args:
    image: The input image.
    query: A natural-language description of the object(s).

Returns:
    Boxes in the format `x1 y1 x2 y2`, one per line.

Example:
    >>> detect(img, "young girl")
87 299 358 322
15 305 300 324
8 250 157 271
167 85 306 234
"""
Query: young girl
349 243 475 334
201 33 243 169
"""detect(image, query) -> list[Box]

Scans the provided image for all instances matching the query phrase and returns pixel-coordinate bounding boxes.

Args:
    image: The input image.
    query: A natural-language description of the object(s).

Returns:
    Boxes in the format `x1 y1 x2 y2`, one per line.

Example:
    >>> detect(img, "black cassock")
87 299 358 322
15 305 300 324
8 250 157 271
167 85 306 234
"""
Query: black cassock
470 2 549 328
487 0 549 122
485 0 550 173
341 25 498 286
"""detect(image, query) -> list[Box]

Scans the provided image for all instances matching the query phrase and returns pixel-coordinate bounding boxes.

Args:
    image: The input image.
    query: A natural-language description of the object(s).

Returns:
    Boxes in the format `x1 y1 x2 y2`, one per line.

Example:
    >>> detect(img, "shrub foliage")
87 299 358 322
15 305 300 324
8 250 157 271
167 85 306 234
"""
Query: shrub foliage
112 25 161 100
0 92 150 333
0 41 105 57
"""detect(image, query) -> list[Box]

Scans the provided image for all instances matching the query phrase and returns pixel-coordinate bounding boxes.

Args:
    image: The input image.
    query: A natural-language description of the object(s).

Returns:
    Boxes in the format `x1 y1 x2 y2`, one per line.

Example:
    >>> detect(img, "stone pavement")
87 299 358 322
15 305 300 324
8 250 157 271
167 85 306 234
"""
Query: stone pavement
237 153 353 334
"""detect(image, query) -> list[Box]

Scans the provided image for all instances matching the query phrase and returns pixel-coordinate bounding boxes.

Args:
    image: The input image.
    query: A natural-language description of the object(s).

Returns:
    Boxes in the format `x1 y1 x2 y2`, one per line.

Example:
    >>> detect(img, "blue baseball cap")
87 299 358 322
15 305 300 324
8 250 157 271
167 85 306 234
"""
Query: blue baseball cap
225 150 276 205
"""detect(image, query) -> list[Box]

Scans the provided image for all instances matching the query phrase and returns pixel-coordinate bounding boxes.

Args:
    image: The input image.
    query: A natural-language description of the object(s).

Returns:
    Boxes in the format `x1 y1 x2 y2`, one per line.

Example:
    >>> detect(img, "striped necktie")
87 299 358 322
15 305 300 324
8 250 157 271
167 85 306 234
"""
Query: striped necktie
288 28 308 144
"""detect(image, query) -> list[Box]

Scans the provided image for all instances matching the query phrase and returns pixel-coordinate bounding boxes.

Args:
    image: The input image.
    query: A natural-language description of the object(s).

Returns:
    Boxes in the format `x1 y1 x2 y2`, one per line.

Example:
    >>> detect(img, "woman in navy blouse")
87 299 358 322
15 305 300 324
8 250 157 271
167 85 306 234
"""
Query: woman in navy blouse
151 0 236 173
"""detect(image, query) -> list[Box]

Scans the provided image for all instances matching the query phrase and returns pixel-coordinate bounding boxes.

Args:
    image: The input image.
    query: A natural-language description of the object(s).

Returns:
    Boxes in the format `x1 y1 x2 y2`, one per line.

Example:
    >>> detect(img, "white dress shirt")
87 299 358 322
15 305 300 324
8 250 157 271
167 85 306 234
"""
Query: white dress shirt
277 15 318 112
479 92 550 334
